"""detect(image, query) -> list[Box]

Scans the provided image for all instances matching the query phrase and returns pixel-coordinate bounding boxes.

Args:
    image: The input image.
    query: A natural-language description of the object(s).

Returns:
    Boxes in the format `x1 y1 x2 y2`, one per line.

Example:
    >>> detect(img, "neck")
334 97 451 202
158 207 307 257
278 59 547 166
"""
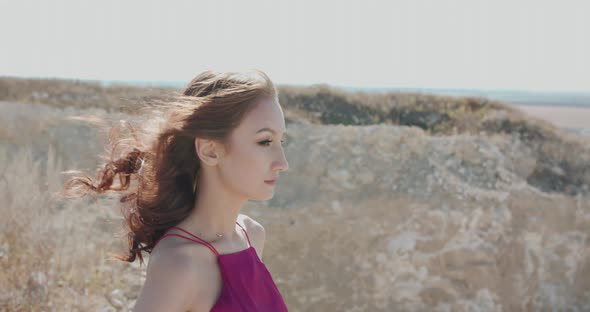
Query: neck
179 168 248 242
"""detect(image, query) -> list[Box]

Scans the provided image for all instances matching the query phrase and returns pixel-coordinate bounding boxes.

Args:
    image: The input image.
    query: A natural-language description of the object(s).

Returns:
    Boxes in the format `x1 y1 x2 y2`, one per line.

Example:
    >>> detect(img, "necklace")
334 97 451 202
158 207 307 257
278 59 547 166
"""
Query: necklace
194 230 225 242
175 223 233 242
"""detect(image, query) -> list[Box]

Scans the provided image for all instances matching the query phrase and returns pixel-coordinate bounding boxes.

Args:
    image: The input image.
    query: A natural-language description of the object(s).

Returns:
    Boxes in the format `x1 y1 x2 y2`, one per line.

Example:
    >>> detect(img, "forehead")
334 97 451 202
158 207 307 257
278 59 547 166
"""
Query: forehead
238 97 286 134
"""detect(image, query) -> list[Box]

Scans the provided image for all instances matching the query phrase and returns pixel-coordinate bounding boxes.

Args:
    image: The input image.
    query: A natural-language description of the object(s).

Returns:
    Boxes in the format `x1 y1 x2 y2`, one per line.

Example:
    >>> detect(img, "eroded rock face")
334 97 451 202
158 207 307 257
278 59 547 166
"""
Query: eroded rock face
243 122 590 311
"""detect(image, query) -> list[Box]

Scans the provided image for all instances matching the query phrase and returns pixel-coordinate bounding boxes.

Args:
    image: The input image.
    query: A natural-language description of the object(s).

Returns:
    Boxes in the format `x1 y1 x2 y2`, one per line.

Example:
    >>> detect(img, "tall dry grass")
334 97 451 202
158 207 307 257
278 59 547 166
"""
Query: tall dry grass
0 77 177 114
0 144 144 311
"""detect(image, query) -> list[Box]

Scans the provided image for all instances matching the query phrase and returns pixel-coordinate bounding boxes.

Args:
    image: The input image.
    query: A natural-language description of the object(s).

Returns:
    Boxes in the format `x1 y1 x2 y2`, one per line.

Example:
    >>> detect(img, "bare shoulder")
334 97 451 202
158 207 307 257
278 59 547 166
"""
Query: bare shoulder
239 213 266 241
239 214 266 258
134 239 215 311
148 236 216 276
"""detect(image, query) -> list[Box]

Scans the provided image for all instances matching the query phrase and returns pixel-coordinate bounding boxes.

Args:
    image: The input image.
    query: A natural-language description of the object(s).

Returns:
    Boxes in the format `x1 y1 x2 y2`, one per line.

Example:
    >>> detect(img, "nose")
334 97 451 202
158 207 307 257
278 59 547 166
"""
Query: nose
274 148 289 173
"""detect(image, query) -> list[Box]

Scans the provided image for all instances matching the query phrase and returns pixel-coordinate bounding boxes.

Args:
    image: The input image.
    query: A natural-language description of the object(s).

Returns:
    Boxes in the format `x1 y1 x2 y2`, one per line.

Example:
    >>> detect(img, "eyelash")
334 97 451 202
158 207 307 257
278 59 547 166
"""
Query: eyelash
258 139 285 147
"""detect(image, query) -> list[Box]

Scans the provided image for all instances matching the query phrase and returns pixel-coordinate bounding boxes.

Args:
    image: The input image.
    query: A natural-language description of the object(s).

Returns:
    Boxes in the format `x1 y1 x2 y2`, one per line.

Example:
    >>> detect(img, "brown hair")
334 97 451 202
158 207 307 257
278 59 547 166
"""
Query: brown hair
61 70 277 265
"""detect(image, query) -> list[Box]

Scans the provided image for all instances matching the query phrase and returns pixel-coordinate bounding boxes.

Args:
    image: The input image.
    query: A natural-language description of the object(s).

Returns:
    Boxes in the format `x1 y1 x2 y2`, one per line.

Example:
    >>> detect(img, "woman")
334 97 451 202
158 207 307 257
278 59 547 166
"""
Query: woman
63 70 290 311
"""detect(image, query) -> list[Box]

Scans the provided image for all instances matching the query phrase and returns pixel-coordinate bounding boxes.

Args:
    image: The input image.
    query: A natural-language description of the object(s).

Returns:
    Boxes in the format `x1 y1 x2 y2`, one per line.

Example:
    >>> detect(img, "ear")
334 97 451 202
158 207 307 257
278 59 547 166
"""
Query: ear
194 137 222 166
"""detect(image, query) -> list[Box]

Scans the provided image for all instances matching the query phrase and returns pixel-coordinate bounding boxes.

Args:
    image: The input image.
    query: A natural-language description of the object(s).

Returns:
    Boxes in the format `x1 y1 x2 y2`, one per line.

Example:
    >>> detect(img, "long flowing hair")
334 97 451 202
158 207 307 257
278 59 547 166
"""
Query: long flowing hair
61 70 277 265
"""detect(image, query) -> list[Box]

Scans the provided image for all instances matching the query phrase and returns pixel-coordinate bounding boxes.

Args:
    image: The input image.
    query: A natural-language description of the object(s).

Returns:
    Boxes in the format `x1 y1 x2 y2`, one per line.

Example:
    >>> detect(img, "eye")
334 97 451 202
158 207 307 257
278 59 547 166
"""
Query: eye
258 139 286 147
258 139 272 146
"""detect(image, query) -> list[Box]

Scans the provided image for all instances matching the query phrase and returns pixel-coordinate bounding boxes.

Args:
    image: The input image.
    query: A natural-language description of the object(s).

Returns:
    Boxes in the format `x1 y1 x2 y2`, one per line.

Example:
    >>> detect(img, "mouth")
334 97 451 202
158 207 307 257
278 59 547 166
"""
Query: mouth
264 180 276 185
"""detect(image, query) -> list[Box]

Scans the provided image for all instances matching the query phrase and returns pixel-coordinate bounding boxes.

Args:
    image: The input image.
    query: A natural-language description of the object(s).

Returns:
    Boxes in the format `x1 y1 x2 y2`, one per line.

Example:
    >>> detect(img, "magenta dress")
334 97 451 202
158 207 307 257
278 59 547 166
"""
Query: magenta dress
154 222 289 311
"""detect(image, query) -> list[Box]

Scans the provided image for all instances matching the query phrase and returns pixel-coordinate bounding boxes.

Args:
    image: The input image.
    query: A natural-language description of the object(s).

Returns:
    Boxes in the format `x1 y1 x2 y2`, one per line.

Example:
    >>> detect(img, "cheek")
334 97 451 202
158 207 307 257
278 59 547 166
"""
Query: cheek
220 146 266 188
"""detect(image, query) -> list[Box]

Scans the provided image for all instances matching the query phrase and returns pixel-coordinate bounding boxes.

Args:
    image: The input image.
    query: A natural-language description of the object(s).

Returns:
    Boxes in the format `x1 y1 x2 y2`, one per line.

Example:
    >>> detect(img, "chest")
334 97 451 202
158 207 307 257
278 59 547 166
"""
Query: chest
189 247 262 311
190 251 287 312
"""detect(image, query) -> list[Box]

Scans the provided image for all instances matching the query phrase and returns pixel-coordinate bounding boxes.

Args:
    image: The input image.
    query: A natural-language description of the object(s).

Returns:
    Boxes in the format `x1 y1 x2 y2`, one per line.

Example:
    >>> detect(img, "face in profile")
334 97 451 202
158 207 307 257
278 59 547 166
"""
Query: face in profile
217 96 289 201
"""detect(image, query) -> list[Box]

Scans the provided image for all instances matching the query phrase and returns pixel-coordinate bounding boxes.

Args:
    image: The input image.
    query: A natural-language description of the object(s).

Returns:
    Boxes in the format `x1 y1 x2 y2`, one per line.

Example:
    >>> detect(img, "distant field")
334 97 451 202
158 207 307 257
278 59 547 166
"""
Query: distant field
516 105 590 130
341 86 590 108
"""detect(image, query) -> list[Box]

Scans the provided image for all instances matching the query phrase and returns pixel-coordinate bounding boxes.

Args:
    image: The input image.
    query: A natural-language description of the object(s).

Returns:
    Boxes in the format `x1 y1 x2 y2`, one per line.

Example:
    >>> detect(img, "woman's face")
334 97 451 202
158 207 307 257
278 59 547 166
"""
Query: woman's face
217 96 289 201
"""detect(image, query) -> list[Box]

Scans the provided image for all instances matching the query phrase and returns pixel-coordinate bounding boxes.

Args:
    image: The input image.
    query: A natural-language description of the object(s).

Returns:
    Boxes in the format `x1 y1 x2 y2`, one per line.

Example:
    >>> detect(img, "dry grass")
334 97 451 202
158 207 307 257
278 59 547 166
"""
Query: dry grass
0 145 143 311
0 77 178 114
278 84 512 134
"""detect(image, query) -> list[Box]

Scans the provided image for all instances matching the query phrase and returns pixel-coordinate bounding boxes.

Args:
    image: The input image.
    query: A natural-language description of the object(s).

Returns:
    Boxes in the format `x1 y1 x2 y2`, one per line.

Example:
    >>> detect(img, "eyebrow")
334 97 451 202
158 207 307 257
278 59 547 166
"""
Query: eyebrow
256 127 287 135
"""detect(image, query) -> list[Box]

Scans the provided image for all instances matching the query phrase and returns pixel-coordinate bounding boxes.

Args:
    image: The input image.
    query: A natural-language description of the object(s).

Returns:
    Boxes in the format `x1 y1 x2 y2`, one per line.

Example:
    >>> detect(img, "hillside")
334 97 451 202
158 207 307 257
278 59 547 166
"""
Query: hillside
1 77 589 311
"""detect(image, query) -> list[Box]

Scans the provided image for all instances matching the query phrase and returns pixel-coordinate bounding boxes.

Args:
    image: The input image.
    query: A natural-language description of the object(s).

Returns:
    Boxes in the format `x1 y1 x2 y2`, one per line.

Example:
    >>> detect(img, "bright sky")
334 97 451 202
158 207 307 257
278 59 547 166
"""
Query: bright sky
1 0 588 92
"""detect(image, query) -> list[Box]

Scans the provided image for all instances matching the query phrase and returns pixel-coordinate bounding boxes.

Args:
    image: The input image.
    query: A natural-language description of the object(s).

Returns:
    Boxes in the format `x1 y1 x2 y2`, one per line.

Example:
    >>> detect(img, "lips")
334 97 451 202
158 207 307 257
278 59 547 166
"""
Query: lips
264 179 276 185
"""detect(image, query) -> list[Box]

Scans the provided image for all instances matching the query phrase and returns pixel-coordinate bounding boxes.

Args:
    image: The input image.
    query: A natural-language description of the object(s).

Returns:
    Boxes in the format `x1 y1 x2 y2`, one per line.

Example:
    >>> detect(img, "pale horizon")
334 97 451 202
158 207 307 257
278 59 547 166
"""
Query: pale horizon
1 0 589 93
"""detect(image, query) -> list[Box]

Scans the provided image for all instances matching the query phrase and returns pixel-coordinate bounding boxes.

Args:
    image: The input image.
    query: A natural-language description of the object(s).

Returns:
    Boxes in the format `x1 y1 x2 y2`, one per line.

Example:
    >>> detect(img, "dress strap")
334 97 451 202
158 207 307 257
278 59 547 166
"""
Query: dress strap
155 222 251 255
235 221 252 247
160 226 221 257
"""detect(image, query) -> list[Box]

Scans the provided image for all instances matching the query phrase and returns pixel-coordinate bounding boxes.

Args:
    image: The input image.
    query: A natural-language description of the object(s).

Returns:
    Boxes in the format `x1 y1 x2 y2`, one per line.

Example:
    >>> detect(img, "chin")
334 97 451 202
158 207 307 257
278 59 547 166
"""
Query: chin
256 191 275 201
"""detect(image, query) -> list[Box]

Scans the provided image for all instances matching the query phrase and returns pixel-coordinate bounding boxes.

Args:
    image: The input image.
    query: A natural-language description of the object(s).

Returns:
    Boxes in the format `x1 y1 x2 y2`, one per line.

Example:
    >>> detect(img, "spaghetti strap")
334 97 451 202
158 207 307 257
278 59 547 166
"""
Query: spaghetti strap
161 226 221 256
235 221 252 247
156 222 251 255
154 233 220 257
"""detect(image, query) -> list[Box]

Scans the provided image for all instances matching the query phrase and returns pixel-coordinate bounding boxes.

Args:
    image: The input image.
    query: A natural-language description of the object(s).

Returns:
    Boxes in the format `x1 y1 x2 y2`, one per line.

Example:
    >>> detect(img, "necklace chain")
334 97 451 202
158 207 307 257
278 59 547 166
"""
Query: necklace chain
182 224 237 242
195 231 225 241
